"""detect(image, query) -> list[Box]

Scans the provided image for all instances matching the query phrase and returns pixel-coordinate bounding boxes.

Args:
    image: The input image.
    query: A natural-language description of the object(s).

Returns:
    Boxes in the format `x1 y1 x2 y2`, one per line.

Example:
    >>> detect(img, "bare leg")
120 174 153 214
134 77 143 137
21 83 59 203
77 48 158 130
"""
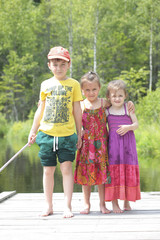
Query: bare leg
124 200 132 211
80 185 91 214
112 199 123 213
98 184 111 214
60 161 74 218
41 166 56 216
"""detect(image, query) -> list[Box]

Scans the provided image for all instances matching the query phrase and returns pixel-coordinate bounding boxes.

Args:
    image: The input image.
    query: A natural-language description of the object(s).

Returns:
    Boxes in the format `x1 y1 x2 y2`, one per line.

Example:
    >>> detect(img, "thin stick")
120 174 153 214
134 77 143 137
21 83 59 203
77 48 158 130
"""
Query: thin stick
0 142 29 173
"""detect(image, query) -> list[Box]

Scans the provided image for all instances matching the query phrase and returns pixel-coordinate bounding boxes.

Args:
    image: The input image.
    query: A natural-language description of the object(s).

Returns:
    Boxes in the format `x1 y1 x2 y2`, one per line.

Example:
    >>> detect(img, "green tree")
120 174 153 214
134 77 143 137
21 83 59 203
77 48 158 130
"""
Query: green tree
0 51 37 121
130 0 160 90
117 67 149 102
0 0 40 119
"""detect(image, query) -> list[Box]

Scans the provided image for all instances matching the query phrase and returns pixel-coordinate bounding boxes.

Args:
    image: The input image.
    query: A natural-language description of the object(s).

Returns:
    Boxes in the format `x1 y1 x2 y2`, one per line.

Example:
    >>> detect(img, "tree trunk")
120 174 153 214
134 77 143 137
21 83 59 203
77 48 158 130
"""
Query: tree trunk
68 1 73 78
149 12 153 91
94 7 99 73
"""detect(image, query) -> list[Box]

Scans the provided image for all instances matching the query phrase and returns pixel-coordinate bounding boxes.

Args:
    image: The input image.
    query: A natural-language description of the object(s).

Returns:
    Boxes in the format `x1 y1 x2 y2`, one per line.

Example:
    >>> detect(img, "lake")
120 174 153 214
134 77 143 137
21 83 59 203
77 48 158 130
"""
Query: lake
0 139 160 193
0 140 81 193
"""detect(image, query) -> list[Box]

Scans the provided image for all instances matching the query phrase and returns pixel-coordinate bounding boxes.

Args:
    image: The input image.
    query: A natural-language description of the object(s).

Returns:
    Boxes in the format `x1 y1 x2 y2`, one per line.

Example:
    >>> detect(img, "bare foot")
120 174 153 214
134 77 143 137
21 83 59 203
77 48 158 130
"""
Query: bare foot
112 200 123 213
100 205 111 214
124 200 132 211
80 208 90 214
80 203 90 214
63 208 73 218
40 208 53 217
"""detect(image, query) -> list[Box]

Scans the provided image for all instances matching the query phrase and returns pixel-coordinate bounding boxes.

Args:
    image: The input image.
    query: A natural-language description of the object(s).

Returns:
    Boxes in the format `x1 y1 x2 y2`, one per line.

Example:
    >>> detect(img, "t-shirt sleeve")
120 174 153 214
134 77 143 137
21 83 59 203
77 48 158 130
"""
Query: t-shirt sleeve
40 82 47 101
73 81 83 102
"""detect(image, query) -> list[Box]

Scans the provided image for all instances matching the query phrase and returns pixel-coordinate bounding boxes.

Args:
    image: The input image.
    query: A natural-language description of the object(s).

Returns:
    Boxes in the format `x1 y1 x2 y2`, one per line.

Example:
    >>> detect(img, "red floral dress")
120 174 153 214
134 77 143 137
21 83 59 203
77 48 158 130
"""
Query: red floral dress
74 99 110 186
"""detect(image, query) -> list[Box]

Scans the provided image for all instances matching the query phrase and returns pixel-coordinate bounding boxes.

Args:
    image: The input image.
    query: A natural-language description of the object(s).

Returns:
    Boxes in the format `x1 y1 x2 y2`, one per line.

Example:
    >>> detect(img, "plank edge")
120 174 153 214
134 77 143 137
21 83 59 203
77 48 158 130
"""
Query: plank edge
0 191 16 203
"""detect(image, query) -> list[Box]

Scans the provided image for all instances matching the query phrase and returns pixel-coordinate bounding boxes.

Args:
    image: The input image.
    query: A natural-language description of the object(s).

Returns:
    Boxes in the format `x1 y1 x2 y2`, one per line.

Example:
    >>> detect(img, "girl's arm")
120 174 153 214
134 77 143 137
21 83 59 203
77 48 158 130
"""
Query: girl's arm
116 111 138 136
127 101 135 113
73 101 82 149
104 98 111 108
28 100 45 145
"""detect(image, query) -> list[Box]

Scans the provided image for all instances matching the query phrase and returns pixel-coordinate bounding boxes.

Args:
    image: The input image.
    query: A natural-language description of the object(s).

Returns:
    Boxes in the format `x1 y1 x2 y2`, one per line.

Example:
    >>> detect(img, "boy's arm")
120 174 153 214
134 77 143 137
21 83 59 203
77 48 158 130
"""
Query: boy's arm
73 101 82 149
28 100 45 145
117 111 138 136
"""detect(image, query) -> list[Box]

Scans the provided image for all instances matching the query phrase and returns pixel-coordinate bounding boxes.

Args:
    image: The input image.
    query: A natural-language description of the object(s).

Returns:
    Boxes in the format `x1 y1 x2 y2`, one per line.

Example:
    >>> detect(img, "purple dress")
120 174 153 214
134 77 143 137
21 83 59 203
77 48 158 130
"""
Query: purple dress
105 104 141 202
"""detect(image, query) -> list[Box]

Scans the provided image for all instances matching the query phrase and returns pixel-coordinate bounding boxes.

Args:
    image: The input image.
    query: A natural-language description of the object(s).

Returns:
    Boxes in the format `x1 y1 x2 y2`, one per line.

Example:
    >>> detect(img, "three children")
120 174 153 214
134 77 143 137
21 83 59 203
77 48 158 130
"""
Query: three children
28 46 140 216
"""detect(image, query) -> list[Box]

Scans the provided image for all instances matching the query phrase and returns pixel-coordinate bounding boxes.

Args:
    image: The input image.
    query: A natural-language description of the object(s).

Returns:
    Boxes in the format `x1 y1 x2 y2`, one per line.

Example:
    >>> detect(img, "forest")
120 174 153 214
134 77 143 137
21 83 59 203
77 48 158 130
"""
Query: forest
0 0 160 190
0 0 160 121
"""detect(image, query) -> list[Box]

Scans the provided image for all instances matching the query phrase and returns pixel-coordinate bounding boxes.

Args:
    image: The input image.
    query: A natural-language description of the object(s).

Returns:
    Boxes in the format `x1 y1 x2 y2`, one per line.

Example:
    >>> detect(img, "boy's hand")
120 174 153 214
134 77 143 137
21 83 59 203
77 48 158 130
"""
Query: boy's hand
28 132 37 146
127 101 135 113
76 134 82 149
116 125 130 136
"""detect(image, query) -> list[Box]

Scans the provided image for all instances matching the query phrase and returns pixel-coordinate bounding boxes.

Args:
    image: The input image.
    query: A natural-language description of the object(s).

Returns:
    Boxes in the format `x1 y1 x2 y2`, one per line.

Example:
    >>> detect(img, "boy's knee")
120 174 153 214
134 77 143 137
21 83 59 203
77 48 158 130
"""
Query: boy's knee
60 162 72 175
43 166 55 176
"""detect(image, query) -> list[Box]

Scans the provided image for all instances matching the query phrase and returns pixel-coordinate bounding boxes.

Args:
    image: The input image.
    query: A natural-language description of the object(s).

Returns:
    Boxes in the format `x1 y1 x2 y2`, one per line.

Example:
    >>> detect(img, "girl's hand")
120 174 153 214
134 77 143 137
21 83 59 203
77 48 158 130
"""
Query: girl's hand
127 101 135 113
116 125 130 136
82 129 86 136
76 134 82 149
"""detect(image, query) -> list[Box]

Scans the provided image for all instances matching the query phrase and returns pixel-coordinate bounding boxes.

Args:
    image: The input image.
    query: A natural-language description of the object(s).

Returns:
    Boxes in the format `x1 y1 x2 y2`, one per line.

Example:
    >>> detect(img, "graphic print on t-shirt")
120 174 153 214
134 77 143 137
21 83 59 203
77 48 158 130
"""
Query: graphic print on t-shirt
43 85 72 124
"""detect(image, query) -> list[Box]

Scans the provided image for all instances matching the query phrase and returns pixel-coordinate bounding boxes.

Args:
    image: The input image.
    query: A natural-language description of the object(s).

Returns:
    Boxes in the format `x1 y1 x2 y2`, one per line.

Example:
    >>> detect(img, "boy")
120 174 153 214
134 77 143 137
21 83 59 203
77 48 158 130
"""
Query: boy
28 46 83 218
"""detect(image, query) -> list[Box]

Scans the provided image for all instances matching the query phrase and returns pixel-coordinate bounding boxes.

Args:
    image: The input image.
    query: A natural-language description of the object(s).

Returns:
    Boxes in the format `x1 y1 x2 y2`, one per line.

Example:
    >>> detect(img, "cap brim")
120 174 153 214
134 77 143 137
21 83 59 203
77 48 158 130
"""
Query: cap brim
48 55 70 62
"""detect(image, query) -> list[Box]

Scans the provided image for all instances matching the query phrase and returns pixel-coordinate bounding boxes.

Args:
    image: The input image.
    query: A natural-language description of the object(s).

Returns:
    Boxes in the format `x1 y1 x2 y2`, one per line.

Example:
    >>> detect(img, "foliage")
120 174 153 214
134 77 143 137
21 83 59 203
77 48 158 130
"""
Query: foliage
136 88 160 124
134 88 160 190
7 120 32 142
0 113 8 137
135 122 160 191
136 123 160 168
116 67 149 102
0 0 160 122
99 67 149 102
0 51 37 121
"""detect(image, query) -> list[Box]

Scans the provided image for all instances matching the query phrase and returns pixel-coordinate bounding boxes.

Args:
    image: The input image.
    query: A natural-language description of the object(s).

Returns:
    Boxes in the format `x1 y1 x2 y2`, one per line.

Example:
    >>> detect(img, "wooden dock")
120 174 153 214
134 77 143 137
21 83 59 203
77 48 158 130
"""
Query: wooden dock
0 192 160 240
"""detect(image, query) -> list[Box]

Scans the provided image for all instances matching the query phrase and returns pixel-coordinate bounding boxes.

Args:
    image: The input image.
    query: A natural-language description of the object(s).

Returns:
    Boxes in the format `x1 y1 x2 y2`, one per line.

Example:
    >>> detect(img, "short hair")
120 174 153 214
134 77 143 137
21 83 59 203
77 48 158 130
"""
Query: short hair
80 71 101 89
106 80 127 97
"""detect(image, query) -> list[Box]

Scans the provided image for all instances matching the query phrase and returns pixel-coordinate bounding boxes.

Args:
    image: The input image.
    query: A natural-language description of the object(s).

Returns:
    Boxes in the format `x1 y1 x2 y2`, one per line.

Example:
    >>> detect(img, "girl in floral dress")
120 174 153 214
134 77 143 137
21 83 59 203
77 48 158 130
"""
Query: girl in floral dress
74 71 111 214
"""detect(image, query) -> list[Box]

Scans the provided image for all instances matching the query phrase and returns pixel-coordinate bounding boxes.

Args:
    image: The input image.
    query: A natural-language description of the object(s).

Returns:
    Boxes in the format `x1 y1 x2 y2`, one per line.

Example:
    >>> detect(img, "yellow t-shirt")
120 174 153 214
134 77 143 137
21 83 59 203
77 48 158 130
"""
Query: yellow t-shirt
39 77 83 137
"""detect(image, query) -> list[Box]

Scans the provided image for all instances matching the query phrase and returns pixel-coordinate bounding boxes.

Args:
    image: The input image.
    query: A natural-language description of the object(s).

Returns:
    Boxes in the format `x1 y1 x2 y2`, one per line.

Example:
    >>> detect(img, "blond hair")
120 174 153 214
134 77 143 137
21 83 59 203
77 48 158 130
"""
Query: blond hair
80 71 101 89
106 80 127 98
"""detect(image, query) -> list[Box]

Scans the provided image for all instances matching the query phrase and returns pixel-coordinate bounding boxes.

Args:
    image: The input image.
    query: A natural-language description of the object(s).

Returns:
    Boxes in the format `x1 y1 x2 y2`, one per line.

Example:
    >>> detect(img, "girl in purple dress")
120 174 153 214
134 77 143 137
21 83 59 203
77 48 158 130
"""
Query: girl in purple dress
105 80 141 213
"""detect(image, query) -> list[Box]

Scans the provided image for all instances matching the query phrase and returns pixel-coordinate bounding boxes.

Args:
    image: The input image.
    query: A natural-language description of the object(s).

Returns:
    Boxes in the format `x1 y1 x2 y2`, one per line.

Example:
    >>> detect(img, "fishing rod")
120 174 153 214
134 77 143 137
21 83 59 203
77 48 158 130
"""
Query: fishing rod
0 136 36 173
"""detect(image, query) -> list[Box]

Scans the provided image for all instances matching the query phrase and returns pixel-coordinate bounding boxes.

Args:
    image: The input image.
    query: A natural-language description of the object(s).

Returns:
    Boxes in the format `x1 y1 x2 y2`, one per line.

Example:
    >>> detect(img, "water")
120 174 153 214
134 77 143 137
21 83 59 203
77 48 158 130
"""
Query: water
0 140 82 193
0 140 160 193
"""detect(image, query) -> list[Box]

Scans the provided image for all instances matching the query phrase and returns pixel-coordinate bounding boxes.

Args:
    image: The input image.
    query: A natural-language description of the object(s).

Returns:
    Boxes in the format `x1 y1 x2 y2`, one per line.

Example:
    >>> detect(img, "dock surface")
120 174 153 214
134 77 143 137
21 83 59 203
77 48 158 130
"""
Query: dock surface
0 192 160 240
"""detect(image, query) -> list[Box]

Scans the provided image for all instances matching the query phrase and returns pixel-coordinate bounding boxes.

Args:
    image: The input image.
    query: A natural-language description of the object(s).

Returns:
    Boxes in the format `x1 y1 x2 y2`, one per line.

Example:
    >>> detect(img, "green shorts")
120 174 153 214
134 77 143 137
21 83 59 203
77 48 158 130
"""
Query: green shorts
36 131 78 166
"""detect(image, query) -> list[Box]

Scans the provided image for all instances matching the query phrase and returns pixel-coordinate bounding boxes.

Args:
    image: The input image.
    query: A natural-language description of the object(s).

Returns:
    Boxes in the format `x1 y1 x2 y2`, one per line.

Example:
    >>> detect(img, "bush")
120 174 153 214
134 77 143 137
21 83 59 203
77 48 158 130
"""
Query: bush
135 88 160 166
7 120 32 142
135 123 160 169
135 89 160 190
136 88 160 124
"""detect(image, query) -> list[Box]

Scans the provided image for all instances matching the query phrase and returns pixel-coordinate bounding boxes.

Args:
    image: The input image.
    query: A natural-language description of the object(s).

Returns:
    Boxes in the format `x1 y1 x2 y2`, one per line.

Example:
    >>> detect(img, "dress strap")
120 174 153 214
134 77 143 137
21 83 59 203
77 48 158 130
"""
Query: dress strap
101 98 103 107
106 107 110 115
124 103 127 115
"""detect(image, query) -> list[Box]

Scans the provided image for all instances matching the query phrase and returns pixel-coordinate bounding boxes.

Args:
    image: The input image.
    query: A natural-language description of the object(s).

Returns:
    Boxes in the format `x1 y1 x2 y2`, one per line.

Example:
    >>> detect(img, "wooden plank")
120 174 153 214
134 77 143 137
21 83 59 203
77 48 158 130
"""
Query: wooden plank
0 192 160 240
